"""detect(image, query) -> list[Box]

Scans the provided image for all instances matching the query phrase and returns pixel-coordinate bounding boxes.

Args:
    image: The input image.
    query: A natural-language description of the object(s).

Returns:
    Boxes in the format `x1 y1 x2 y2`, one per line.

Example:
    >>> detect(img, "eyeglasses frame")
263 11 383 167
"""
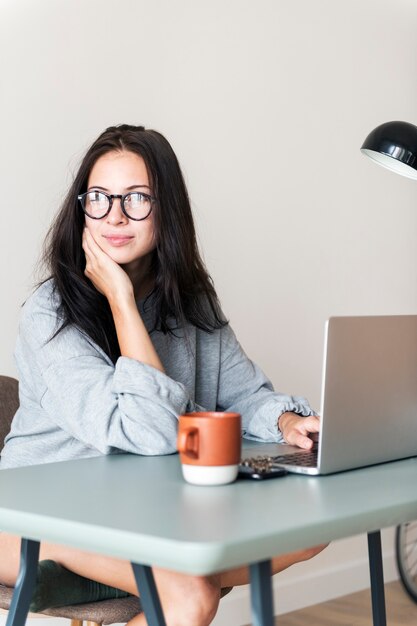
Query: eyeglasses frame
78 190 156 221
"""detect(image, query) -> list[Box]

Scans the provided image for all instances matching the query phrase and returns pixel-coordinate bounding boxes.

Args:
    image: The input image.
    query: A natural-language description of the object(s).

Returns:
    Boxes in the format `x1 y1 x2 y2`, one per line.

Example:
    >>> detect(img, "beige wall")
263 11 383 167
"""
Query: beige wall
1 0 417 623
2 0 417 397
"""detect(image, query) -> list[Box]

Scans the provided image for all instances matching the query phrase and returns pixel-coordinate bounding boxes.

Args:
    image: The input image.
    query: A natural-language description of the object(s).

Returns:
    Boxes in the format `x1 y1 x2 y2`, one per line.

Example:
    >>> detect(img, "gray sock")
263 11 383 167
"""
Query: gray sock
29 559 130 612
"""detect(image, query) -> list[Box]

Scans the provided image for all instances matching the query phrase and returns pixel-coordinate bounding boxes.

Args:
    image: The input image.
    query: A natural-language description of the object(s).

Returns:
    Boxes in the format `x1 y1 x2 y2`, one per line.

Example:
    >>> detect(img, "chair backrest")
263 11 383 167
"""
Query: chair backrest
0 375 19 451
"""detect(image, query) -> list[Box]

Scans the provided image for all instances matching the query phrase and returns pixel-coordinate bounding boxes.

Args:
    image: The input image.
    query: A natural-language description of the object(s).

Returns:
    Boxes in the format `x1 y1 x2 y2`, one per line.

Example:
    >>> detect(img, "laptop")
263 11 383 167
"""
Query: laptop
242 315 417 475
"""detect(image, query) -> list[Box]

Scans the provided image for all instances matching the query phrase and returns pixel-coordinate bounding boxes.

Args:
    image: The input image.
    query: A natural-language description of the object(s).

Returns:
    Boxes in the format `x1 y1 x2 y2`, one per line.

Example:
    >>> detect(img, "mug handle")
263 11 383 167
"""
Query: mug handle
177 427 199 459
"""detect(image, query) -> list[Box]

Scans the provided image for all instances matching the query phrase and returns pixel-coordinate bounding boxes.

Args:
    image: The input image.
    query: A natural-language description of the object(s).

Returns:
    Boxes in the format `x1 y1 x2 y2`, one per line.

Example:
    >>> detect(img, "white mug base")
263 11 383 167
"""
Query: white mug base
182 464 238 486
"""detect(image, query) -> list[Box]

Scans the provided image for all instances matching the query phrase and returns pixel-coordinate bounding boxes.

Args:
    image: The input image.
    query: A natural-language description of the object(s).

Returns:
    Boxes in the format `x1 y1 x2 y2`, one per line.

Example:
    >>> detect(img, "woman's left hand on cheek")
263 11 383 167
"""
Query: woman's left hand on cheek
82 228 134 304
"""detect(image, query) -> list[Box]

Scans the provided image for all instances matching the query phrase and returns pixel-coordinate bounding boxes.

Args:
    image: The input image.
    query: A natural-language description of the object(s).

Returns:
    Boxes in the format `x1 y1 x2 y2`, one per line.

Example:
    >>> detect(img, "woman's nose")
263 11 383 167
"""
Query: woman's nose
106 198 128 225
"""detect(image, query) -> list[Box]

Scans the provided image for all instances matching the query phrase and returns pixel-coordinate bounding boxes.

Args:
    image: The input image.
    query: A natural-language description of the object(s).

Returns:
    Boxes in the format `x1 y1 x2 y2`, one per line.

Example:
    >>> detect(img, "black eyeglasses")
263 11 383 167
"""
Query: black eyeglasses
78 190 156 221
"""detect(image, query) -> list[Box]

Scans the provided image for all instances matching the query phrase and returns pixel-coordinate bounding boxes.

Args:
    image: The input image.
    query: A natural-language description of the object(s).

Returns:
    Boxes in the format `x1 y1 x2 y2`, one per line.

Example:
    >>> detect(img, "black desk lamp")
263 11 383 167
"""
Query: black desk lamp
362 121 417 611
361 121 417 180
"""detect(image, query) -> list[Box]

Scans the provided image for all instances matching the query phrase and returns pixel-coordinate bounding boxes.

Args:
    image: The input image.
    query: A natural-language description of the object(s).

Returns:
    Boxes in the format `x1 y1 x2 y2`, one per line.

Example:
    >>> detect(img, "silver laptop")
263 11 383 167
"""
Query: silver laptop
242 315 417 475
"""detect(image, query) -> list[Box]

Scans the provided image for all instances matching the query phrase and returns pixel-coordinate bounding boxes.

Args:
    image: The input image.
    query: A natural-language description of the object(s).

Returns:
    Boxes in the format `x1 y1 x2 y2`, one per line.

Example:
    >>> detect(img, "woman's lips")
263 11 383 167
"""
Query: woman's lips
103 236 134 247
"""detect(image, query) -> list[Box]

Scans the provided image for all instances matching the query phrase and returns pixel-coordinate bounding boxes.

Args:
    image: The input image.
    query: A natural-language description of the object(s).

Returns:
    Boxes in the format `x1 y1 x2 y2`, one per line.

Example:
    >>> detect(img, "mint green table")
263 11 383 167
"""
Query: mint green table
1 451 417 626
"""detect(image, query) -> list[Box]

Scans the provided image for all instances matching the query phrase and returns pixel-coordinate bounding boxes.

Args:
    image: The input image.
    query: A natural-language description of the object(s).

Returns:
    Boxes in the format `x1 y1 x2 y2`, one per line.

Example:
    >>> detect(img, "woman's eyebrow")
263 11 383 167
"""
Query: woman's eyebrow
126 184 152 190
87 184 152 191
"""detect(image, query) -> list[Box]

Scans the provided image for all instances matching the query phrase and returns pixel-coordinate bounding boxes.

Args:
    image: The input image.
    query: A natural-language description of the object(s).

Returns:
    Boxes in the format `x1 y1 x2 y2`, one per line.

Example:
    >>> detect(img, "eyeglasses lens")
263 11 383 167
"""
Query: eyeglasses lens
84 192 109 218
124 193 152 220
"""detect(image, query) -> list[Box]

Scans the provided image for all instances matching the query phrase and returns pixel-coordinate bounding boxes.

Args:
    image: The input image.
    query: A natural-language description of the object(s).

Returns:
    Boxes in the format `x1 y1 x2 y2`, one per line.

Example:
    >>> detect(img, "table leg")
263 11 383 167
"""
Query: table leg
6 538 40 626
131 563 166 626
367 530 387 626
249 559 274 626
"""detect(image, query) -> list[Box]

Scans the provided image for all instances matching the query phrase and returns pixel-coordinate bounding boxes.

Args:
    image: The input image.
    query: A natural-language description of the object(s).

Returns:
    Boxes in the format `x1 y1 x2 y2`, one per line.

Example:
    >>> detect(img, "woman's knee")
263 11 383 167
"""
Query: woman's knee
0 533 23 586
301 543 329 560
269 542 329 577
161 574 221 626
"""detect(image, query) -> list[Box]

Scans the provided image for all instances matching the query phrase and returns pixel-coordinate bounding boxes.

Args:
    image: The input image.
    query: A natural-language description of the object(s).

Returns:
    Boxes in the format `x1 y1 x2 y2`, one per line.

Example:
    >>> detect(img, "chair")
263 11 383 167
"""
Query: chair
0 375 141 626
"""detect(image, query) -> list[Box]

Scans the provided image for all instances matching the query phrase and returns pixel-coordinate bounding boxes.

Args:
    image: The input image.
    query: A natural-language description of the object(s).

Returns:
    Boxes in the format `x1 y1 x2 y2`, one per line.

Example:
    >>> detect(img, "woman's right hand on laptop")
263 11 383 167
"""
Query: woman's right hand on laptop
278 412 321 450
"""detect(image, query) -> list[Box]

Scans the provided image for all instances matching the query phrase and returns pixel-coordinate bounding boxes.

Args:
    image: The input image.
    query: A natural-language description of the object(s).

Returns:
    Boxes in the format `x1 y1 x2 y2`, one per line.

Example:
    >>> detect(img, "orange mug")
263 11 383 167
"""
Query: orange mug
177 412 242 485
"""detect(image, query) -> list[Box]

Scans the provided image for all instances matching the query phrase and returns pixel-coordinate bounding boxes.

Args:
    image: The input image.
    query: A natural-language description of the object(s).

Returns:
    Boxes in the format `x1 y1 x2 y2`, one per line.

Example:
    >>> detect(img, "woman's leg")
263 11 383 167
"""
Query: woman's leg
0 533 220 626
0 533 326 625
219 543 328 587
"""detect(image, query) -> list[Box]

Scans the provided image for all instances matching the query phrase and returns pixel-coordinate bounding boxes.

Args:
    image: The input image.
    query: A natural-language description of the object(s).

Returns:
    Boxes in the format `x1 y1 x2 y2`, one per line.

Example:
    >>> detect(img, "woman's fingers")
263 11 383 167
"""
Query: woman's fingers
82 229 106 290
279 413 321 449
83 229 110 273
300 415 321 434
83 228 99 259
288 431 314 450
82 228 93 261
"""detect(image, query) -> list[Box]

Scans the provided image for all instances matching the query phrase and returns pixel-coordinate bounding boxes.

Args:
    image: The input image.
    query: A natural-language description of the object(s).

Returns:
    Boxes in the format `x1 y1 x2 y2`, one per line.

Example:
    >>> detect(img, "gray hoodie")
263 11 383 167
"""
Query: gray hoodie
1 280 314 469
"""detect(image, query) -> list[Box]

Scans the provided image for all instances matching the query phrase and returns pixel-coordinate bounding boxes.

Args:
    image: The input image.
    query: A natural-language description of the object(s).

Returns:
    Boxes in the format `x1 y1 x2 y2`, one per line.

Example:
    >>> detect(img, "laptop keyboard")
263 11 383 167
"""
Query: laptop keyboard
241 447 319 474
271 449 318 467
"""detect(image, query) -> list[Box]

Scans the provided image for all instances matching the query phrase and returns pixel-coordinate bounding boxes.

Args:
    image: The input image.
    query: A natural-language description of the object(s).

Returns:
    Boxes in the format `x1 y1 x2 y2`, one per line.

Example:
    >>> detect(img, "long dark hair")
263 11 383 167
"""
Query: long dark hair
41 124 227 362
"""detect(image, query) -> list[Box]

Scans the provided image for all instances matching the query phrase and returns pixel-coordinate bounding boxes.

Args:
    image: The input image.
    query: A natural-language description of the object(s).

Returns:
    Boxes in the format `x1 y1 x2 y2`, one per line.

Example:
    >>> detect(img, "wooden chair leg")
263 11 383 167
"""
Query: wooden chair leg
86 621 102 626
70 620 83 626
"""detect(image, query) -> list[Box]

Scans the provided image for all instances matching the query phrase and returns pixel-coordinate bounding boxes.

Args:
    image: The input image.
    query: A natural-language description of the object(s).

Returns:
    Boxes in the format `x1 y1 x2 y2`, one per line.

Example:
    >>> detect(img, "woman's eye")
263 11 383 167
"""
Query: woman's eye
128 193 146 206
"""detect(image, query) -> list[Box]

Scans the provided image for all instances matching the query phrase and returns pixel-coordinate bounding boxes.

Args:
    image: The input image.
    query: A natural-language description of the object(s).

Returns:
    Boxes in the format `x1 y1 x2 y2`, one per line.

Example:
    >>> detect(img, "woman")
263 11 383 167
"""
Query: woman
0 125 323 626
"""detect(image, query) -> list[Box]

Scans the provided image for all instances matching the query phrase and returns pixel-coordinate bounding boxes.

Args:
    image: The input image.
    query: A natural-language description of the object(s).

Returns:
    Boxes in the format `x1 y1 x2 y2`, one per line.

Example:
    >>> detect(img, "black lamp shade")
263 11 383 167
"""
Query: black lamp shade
361 121 417 180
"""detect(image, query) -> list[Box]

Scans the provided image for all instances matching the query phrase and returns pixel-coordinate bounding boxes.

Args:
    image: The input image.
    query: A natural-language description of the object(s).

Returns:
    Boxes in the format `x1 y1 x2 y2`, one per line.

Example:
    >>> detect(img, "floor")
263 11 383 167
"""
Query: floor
270 581 417 626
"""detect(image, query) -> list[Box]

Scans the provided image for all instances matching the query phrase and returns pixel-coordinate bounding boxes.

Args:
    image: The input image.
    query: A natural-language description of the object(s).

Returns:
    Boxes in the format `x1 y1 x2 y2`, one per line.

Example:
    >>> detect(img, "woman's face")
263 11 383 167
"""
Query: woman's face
85 150 156 274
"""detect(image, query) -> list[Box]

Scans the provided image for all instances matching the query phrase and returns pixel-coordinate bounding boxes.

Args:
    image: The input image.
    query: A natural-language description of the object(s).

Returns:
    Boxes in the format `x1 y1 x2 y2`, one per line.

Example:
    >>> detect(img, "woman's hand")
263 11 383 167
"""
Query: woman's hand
278 412 320 449
82 228 134 305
